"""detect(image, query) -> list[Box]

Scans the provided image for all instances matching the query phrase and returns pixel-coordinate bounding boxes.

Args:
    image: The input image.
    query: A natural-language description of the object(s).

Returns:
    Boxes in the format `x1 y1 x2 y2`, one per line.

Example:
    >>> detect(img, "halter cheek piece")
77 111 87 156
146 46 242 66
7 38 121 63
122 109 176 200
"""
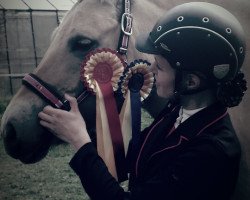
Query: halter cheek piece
22 0 133 111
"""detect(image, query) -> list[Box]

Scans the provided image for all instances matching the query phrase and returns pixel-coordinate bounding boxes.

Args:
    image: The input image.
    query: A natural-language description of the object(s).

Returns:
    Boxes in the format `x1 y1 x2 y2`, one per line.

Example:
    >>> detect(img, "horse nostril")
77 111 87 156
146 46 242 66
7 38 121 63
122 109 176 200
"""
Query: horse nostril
5 123 17 140
3 122 22 159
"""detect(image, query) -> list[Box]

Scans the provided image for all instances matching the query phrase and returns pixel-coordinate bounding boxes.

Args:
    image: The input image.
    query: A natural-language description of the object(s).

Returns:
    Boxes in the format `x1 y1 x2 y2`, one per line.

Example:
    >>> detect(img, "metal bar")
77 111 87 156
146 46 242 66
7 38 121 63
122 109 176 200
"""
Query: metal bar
0 74 27 78
0 9 60 12
55 10 60 26
20 0 31 9
46 0 60 26
29 10 38 67
3 10 14 95
47 0 57 10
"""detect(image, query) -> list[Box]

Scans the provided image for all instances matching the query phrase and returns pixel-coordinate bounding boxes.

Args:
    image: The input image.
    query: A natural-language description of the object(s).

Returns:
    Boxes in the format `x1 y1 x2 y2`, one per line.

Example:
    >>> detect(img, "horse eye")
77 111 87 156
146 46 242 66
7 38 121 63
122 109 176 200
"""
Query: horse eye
68 36 98 58
75 39 93 51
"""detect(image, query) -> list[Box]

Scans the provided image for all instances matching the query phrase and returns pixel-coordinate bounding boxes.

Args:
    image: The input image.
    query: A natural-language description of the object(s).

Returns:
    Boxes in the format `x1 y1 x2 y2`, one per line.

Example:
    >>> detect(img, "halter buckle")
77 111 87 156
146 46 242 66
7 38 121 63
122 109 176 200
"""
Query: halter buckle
121 13 133 36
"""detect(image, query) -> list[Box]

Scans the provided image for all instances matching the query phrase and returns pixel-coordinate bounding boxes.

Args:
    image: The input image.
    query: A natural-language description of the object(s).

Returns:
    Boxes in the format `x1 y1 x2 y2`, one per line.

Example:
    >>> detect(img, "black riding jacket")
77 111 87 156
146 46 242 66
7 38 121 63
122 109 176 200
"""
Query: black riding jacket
69 102 241 200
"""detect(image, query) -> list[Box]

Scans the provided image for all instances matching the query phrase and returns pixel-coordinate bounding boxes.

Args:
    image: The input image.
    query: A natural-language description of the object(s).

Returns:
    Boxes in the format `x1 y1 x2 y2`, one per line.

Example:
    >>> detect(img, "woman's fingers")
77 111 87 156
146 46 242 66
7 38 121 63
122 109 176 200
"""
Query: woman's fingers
42 105 70 119
38 111 54 123
65 94 79 113
42 105 60 115
39 119 53 131
41 94 80 117
37 99 89 150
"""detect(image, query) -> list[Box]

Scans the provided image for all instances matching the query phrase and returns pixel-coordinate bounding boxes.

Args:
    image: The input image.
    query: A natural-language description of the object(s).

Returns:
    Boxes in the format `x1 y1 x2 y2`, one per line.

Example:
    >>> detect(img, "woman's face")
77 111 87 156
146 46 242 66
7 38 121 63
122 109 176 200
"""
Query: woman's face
152 55 176 98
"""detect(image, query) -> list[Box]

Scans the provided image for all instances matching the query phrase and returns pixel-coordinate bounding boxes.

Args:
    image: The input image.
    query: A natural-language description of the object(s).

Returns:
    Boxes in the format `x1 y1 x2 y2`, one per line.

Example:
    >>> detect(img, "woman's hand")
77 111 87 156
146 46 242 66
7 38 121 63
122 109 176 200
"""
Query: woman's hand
38 94 91 151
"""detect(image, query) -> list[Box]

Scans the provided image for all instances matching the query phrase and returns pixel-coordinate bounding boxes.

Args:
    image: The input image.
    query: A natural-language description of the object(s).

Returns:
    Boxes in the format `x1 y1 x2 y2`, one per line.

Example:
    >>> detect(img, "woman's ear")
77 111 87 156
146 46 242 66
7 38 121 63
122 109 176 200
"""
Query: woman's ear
185 73 200 90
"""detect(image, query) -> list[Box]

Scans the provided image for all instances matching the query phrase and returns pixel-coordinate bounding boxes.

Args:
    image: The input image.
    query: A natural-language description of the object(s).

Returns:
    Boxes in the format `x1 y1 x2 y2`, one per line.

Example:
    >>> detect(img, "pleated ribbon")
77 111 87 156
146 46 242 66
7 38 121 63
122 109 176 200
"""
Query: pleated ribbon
120 60 154 157
81 51 154 183
81 49 127 182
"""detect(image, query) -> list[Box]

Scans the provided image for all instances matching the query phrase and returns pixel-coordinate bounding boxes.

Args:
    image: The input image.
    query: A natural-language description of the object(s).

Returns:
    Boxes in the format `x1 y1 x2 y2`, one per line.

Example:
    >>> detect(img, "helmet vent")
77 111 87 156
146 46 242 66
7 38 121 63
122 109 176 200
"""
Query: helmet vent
160 43 171 52
226 28 232 34
239 47 244 54
157 26 162 32
213 64 230 79
202 17 209 23
177 16 184 22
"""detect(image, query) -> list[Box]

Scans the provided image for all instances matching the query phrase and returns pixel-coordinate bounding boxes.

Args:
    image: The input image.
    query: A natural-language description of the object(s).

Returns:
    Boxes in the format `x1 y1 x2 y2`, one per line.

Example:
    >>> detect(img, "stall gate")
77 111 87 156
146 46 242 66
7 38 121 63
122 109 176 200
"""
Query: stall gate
0 0 77 101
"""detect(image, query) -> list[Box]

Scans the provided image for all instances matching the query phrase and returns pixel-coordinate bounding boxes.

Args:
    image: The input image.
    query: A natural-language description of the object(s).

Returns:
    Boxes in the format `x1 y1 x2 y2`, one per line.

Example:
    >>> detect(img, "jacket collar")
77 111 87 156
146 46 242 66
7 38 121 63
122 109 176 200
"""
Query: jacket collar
135 101 228 178
174 102 228 140
148 102 228 165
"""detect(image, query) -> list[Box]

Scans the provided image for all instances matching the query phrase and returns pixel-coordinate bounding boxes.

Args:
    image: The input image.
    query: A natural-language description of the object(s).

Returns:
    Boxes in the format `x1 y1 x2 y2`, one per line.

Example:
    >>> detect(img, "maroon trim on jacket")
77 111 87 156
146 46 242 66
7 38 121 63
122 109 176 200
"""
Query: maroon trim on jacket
149 135 189 160
135 104 228 178
135 106 178 177
196 110 228 136
149 110 228 161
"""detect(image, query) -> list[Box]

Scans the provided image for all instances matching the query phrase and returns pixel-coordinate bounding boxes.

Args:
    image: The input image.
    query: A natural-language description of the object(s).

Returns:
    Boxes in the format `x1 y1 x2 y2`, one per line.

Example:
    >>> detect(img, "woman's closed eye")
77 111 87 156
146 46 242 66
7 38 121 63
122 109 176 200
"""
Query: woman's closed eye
156 63 163 71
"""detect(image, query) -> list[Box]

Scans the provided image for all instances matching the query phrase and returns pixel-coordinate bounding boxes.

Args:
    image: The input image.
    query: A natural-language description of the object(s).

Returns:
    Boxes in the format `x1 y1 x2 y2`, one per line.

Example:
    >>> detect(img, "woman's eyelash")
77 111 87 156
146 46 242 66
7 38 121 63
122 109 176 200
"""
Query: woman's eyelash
156 64 162 70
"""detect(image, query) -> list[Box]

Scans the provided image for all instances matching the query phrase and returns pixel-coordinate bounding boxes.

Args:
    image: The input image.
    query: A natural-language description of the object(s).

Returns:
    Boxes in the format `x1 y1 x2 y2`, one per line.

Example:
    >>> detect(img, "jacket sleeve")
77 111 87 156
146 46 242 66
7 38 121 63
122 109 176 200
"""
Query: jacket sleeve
69 142 130 200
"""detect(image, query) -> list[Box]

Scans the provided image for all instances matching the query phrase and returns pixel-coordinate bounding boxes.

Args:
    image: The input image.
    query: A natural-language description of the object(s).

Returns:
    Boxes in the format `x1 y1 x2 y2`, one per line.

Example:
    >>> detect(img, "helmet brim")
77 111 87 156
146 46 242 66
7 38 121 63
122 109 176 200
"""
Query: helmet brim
136 33 159 54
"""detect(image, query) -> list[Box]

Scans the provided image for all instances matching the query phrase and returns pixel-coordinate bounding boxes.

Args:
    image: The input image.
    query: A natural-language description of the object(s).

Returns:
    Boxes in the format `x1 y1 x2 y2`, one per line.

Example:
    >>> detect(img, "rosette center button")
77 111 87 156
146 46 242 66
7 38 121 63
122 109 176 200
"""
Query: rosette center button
93 62 113 84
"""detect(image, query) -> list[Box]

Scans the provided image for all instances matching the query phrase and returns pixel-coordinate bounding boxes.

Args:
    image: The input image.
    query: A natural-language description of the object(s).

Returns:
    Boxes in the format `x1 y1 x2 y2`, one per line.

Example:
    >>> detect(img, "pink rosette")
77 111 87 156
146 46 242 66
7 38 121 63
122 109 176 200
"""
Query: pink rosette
80 48 125 93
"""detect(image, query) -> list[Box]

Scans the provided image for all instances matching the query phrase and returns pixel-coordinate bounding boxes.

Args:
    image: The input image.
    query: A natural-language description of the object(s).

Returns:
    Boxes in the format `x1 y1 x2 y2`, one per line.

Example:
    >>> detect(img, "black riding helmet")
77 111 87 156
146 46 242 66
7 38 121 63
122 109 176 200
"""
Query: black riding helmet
136 2 246 85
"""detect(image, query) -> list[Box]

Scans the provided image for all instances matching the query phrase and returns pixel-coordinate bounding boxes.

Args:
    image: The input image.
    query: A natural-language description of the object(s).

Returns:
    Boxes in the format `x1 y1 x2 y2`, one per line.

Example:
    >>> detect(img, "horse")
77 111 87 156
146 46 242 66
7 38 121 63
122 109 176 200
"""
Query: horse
1 0 250 199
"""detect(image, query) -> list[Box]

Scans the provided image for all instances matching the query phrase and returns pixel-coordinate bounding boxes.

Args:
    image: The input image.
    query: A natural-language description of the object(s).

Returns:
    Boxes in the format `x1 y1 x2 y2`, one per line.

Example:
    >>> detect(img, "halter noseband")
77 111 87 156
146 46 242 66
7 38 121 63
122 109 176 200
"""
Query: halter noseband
22 0 133 111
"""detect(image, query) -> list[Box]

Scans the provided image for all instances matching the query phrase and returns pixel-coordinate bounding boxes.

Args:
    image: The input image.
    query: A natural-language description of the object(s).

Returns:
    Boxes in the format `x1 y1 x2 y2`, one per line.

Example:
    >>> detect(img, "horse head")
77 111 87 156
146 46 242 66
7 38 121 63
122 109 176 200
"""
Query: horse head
0 0 165 164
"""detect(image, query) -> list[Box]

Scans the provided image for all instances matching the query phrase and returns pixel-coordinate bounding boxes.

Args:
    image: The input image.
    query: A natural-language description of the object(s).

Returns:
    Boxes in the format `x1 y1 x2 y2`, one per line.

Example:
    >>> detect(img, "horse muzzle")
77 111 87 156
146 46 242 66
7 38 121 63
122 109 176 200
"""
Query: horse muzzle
1 95 53 164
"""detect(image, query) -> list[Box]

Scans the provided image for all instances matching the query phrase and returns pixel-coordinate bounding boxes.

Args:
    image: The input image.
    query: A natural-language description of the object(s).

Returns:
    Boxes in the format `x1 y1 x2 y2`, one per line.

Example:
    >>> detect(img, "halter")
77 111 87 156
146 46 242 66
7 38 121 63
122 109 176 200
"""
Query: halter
118 0 133 57
22 0 133 111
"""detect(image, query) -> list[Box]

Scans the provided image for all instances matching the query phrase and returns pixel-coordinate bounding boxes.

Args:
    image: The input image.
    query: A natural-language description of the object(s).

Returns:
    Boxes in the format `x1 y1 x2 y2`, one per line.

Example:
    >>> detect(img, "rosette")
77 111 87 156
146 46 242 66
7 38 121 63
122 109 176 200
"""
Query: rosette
121 60 154 101
80 48 127 182
80 48 125 93
119 60 154 157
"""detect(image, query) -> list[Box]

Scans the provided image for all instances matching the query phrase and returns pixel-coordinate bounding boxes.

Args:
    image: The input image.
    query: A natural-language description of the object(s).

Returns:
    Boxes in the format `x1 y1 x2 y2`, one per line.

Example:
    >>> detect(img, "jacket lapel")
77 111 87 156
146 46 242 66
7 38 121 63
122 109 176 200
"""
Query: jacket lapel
135 104 180 177
136 102 228 178
150 102 228 160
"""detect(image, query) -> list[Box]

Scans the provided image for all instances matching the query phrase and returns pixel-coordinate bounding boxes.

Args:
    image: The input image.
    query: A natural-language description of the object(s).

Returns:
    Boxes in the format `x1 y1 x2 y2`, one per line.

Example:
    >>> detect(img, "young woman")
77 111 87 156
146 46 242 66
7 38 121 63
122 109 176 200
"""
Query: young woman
38 2 247 200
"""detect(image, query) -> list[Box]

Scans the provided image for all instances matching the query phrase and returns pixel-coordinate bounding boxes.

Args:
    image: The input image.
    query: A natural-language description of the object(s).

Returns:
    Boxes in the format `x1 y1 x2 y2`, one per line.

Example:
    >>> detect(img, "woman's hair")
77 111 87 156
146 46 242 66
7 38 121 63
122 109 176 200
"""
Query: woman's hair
217 71 247 107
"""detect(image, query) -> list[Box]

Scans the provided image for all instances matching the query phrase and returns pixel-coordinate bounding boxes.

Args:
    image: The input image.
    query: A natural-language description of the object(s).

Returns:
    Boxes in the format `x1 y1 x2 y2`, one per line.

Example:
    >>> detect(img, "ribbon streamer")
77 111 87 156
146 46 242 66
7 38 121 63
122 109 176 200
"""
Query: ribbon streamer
81 49 127 182
119 90 132 156
120 60 154 155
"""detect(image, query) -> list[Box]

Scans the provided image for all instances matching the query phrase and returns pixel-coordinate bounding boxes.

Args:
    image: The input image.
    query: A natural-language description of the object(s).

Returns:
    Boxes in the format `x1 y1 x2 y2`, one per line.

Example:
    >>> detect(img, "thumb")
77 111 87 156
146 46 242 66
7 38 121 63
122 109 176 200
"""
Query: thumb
65 93 79 112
